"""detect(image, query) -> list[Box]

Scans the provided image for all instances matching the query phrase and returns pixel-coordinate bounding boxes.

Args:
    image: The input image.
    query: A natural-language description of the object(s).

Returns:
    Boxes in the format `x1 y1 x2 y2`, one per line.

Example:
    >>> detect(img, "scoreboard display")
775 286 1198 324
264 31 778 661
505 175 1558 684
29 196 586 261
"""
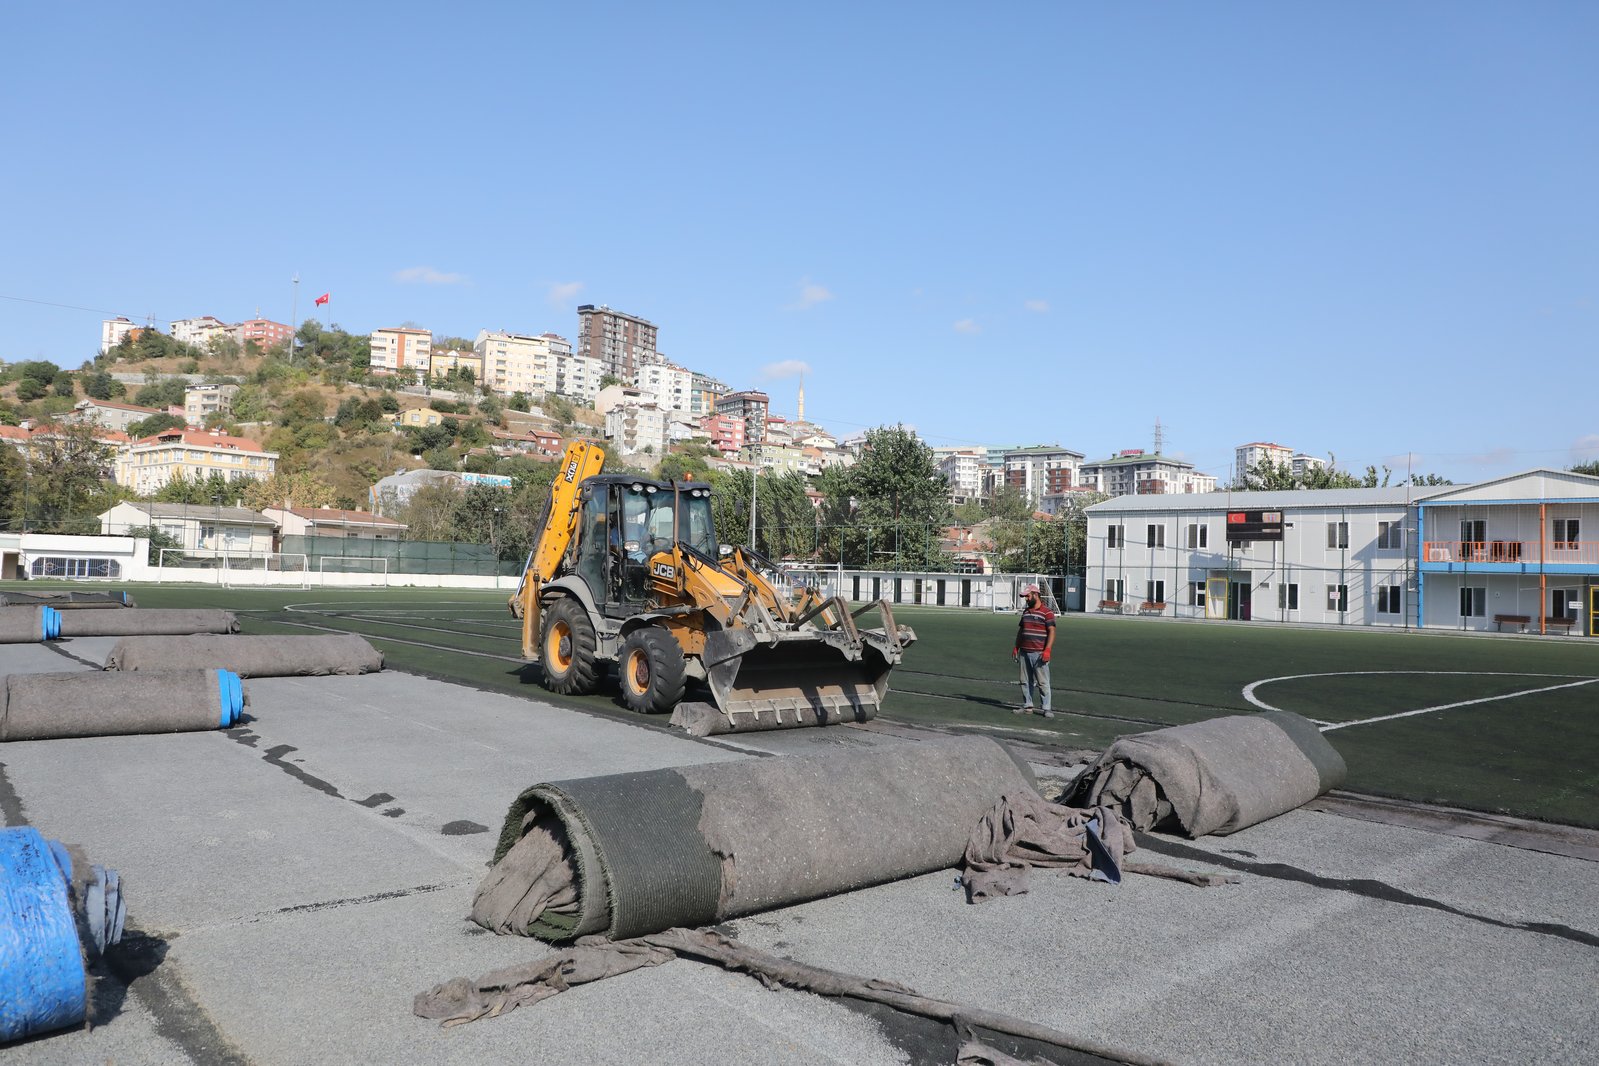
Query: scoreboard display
1226 509 1284 543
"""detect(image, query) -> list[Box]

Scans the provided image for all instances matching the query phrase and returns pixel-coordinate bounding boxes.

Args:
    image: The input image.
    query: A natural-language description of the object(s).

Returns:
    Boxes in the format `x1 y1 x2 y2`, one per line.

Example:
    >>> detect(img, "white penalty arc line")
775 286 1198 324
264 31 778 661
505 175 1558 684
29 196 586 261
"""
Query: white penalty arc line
1242 671 1599 732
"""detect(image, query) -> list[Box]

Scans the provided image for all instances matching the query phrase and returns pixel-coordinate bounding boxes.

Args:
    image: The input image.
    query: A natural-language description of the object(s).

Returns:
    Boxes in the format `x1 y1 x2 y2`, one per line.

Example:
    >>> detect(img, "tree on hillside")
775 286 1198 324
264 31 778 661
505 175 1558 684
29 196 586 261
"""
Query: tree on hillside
127 413 186 439
82 370 124 400
0 444 25 530
241 470 337 510
134 377 188 409
815 425 953 570
1569 460 1599 477
712 469 814 559
25 423 117 533
152 470 246 505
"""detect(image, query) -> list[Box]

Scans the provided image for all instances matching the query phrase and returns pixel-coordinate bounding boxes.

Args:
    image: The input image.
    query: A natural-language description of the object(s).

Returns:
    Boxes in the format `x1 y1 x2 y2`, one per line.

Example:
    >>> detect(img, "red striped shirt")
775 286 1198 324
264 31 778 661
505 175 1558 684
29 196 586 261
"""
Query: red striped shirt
1016 604 1054 653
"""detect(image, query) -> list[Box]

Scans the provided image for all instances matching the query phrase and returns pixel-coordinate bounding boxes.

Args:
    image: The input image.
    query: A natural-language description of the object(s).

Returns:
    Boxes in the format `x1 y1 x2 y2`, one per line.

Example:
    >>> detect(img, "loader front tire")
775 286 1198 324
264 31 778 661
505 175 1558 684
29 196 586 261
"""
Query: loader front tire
618 627 687 715
541 597 601 696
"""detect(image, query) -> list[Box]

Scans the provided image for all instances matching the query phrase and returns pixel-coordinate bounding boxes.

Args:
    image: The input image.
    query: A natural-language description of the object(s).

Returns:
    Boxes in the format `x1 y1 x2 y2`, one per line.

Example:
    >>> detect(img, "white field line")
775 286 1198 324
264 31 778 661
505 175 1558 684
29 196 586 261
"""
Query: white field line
1241 670 1599 732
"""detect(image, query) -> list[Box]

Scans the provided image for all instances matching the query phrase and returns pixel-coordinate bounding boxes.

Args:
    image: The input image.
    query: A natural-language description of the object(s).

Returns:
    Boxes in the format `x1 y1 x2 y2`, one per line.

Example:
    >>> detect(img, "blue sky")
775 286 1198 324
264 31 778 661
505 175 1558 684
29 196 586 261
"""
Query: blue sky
3 2 1595 483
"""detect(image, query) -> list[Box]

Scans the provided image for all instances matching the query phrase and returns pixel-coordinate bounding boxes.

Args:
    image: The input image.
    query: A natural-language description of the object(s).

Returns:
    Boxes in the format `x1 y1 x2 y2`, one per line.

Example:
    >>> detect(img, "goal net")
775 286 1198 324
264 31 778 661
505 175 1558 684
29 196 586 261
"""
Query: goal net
317 556 391 586
154 549 310 587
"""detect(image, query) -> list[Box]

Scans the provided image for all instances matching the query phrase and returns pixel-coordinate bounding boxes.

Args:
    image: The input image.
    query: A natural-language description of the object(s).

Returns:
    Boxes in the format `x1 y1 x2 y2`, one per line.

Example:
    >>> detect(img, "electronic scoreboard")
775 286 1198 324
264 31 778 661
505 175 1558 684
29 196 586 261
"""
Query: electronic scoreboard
1226 509 1284 543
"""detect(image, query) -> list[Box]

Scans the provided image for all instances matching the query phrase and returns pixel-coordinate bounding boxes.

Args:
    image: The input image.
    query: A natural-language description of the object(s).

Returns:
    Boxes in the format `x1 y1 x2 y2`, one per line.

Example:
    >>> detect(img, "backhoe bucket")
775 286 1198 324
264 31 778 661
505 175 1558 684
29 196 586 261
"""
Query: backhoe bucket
669 620 916 736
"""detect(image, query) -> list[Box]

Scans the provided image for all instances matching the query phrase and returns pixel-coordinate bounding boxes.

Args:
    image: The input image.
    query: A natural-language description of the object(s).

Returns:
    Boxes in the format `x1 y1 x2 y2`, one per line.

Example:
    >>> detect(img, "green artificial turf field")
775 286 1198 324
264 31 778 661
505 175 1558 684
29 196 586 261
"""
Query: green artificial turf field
20 582 1599 828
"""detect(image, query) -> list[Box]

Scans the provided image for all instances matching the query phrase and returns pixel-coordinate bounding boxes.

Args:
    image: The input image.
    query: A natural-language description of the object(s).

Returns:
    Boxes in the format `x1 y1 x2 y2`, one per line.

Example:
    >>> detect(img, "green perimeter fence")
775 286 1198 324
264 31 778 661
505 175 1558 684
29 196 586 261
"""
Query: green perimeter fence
279 534 520 577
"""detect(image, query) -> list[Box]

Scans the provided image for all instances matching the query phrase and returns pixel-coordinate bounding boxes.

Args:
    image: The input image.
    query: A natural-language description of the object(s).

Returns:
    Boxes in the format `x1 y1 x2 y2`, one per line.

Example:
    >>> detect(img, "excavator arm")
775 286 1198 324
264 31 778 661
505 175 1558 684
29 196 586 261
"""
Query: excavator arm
513 440 606 659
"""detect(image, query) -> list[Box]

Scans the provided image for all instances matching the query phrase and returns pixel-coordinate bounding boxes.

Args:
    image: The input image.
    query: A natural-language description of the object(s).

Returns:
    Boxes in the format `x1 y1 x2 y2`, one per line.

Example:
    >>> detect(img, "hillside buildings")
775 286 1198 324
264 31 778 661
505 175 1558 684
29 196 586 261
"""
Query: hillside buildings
715 390 770 446
1004 446 1086 505
171 316 230 350
369 327 433 383
114 427 277 495
1080 450 1216 496
1236 441 1327 481
101 317 141 353
577 304 658 380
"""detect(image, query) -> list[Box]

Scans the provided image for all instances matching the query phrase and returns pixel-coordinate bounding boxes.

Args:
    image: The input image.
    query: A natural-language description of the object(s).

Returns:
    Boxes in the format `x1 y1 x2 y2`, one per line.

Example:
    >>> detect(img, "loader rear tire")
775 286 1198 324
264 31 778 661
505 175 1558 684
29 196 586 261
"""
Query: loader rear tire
541 597 601 696
618 627 687 715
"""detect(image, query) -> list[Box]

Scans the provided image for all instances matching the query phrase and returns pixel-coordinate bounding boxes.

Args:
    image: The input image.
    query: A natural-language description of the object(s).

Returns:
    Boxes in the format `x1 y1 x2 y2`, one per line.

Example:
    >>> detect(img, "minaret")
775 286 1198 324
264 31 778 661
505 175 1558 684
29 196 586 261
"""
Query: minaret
797 374 805 422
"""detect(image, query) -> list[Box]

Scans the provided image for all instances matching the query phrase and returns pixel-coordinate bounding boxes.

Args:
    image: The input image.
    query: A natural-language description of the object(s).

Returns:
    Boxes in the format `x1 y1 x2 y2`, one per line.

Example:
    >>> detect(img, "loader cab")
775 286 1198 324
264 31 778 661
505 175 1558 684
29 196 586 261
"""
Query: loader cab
573 476 716 616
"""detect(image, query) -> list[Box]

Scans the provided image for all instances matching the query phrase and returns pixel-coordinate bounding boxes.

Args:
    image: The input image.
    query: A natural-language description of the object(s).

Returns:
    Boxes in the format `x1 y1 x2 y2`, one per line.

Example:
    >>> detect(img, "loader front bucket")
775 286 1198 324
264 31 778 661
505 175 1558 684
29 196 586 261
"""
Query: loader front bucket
669 621 916 736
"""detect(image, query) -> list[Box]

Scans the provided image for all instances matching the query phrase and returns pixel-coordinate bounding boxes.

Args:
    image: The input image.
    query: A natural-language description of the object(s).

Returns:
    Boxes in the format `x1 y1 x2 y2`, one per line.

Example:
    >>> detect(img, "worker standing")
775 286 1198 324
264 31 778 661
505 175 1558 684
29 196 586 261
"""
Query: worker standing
1012 584 1055 718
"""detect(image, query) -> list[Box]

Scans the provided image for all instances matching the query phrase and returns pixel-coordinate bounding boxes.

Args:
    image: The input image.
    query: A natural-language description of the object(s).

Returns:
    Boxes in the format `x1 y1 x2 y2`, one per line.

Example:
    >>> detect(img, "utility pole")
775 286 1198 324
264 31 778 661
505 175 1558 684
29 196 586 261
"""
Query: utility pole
290 274 299 362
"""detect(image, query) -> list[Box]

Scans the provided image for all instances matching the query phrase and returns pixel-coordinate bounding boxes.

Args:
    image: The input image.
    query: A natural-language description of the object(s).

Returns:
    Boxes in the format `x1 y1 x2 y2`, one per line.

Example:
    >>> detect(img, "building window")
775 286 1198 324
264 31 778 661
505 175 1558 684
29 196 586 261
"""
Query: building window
1459 586 1486 618
29 557 121 579
1554 519 1580 550
1377 585 1403 615
1186 523 1207 549
1460 519 1486 548
1105 578 1124 603
1327 584 1348 612
1147 524 1165 549
1279 583 1299 611
1378 521 1403 550
1106 525 1124 549
1190 581 1206 608
1553 588 1580 619
1326 521 1349 549
1145 579 1165 604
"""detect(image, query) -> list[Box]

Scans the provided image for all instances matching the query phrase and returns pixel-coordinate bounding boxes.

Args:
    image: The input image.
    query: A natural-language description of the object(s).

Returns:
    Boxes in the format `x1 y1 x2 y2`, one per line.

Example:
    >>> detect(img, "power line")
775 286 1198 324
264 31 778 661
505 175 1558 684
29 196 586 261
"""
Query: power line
0 293 154 322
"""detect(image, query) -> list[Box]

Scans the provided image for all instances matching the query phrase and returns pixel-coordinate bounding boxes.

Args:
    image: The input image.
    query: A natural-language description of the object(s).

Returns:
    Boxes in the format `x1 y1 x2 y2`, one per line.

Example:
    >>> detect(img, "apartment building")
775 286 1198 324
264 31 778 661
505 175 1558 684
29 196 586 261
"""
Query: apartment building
700 413 745 456
98 502 277 560
1081 450 1217 496
101 317 140 354
474 330 561 396
715 390 770 446
633 357 693 413
70 399 165 433
1003 446 1085 505
604 401 668 457
171 316 229 350
184 384 239 426
429 348 484 385
114 427 278 494
577 304 658 380
233 317 294 353
369 327 433 382
1084 468 1599 635
934 448 989 505
690 372 730 418
1235 442 1293 473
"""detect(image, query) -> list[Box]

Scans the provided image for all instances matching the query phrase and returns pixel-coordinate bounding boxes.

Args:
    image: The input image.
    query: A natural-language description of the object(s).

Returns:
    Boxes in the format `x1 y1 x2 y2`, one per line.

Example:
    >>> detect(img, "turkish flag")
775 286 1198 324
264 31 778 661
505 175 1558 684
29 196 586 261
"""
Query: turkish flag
314 292 330 306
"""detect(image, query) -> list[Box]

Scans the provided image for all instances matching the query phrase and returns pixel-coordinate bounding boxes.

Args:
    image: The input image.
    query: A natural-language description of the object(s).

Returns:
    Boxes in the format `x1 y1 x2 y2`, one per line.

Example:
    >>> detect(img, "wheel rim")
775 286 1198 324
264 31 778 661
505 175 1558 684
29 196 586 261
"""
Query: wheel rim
547 620 573 670
627 647 651 694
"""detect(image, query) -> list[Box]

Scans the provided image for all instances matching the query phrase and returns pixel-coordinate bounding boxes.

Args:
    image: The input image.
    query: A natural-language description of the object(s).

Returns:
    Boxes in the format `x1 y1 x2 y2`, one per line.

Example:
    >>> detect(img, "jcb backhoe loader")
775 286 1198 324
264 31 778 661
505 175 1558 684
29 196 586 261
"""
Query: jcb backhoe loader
510 441 915 735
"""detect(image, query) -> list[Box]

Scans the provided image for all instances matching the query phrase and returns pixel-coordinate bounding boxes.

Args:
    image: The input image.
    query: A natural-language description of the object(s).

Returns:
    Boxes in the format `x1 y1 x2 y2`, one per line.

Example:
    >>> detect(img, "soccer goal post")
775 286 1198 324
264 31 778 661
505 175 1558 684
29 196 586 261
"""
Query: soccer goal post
316 556 391 587
222 552 310 588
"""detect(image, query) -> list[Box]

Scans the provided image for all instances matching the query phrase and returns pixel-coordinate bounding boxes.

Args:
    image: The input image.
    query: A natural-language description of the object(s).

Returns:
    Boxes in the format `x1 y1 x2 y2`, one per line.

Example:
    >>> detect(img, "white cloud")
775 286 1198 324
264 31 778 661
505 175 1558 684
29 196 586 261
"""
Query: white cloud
761 360 811 380
1024 299 1050 313
393 266 468 286
785 279 835 311
546 281 584 307
953 318 981 335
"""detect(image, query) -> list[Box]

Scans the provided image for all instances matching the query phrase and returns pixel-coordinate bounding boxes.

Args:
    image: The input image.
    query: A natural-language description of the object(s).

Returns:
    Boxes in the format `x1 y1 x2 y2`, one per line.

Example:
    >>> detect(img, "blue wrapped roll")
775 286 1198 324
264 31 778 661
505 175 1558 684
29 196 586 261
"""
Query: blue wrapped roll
0 826 124 1042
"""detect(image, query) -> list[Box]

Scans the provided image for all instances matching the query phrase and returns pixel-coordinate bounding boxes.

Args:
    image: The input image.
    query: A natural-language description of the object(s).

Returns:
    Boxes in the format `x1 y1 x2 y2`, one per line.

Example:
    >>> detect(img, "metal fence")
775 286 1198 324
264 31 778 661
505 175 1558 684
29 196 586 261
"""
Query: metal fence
278 535 519 577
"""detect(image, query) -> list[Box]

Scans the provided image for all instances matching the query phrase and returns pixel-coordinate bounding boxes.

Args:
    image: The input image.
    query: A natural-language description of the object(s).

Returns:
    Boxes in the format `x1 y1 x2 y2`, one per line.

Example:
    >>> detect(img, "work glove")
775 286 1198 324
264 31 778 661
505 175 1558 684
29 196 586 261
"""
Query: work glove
1041 650 1051 664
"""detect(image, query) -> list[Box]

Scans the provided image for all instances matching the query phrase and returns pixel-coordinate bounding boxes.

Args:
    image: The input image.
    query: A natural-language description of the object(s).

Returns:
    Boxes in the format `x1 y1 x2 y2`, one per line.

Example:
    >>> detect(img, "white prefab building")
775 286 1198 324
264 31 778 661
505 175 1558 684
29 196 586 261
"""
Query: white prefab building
1084 469 1599 636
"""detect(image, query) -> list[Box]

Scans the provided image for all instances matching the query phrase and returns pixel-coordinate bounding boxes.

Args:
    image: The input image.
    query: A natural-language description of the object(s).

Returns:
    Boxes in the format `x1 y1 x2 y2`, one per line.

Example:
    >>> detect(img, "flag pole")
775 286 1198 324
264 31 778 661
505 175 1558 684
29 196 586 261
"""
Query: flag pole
290 273 299 362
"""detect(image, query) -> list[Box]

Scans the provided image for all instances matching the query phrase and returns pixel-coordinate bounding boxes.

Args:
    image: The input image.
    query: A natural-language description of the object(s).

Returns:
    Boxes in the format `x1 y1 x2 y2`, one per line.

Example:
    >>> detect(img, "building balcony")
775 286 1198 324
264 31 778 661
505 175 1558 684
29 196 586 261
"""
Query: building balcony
1421 540 1599 570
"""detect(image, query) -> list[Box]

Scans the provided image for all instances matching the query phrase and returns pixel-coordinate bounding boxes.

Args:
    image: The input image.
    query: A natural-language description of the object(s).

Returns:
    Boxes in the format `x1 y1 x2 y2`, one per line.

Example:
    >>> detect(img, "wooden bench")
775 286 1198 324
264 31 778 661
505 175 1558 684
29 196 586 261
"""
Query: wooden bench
1544 616 1576 635
1098 599 1123 613
1493 613 1531 633
1138 601 1167 616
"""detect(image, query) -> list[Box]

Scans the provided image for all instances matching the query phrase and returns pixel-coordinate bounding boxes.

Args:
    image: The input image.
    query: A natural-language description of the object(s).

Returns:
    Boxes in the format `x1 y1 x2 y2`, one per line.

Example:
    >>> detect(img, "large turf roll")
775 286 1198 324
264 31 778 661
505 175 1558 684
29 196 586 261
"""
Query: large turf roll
1064 710 1347 837
1 669 244 740
0 827 126 1042
103 634 383 677
475 736 1038 943
0 606 61 643
55 608 237 637
0 590 135 609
